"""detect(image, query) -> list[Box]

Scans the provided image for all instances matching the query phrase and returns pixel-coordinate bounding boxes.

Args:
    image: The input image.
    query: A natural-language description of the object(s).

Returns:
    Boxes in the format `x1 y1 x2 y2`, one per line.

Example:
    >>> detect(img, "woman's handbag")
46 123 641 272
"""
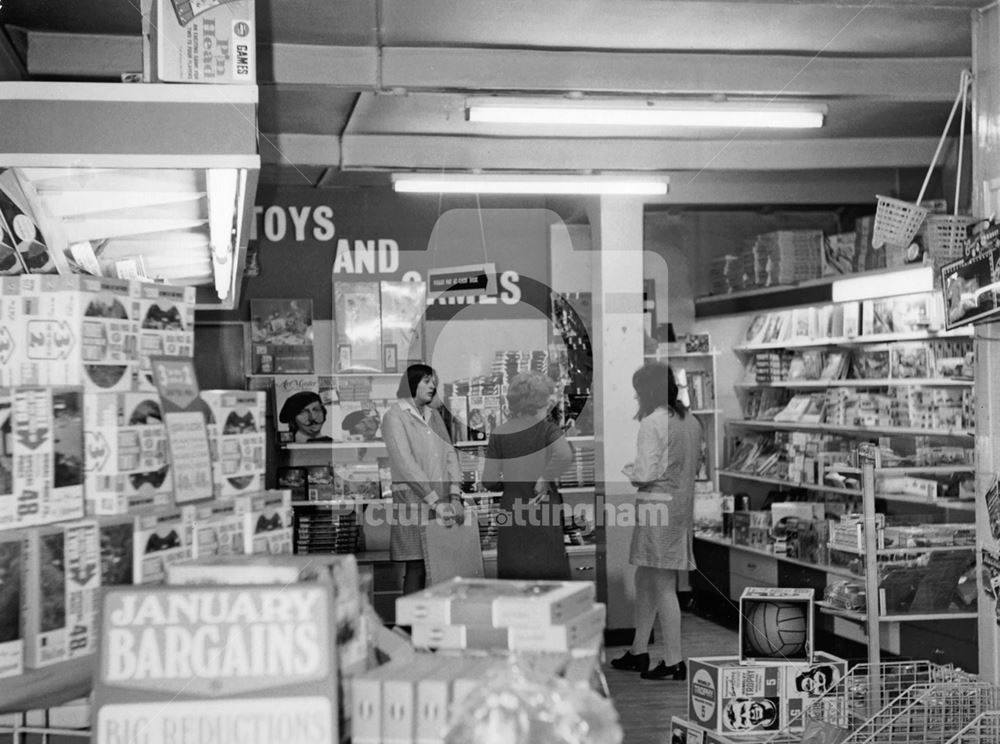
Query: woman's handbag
422 508 484 585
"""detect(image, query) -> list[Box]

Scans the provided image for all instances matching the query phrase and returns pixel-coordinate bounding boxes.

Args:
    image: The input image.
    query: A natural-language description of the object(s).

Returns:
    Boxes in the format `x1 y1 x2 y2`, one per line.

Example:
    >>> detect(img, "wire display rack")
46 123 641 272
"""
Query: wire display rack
840 679 1000 744
757 660 983 744
942 710 1000 744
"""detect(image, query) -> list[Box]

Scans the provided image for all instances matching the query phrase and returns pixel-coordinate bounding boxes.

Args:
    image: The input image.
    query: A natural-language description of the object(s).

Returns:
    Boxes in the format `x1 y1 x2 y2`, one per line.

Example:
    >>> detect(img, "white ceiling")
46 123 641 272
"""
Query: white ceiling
0 0 986 194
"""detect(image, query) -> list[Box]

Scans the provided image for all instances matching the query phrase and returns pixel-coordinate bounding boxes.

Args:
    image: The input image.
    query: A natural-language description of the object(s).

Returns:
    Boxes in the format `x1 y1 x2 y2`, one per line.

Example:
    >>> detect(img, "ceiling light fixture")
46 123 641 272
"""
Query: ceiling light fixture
467 97 827 129
391 173 668 195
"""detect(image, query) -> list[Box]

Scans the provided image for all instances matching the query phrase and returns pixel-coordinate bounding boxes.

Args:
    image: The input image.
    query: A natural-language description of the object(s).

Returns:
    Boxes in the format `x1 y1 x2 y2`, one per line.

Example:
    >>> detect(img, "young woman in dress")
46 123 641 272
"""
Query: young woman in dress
611 362 702 680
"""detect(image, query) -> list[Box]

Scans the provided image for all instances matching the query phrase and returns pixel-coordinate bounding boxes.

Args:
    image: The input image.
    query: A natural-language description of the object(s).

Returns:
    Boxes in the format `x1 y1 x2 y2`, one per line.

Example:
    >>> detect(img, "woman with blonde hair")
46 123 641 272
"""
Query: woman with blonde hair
481 371 574 580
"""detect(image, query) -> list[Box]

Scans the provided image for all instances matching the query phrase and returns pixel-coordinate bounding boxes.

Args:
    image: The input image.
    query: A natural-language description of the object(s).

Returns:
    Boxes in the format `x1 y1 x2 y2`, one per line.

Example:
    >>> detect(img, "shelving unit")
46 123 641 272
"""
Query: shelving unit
702 294 979 663
644 349 721 489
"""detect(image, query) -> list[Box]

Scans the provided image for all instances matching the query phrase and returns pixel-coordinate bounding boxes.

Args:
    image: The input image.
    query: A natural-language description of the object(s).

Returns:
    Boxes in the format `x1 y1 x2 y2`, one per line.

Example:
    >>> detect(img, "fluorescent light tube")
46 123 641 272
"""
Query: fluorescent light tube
392 173 668 195
831 265 934 303
467 98 826 129
207 168 239 301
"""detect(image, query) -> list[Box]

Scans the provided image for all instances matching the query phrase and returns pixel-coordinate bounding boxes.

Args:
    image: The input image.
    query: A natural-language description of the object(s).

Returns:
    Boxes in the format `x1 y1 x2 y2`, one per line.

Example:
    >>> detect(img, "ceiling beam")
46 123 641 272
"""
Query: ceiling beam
259 133 341 168
258 44 377 87
340 134 946 172
380 49 969 100
22 32 968 102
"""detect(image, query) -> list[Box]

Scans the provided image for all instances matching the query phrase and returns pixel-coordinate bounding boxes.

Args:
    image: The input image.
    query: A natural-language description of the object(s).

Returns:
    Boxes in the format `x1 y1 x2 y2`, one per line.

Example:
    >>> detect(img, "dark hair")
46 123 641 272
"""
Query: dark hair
278 391 325 425
341 408 379 432
396 363 437 398
632 362 686 420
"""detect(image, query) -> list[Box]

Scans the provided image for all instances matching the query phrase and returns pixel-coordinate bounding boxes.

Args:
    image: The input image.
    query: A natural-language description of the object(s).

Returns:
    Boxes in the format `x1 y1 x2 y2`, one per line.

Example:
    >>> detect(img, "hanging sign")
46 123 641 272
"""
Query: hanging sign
427 263 497 299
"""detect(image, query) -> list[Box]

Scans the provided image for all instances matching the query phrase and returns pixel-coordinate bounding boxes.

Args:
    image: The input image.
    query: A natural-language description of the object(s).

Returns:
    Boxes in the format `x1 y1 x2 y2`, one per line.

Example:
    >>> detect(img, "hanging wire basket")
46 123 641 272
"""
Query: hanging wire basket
871 69 973 252
925 213 975 265
872 195 929 249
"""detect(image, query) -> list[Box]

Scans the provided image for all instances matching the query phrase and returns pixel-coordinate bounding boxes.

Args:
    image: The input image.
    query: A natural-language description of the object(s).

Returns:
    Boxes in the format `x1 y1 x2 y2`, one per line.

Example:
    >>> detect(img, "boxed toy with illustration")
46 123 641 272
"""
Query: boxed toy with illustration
151 0 256 84
234 489 292 555
18 274 140 393
1 386 85 530
134 282 196 392
21 520 100 668
132 505 192 584
688 651 846 735
396 577 596 628
201 389 266 497
83 391 173 515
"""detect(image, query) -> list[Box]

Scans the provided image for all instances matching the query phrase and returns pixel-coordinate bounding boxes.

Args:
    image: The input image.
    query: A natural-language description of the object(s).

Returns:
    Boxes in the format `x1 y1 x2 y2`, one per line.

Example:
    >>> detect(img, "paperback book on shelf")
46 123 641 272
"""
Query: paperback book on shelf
379 280 426 371
334 282 382 373
93 582 338 744
890 342 931 379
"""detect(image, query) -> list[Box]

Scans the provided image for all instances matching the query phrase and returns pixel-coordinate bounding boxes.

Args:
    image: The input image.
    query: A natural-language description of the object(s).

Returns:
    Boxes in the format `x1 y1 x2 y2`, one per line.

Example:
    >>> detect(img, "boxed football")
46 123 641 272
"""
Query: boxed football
739 586 815 664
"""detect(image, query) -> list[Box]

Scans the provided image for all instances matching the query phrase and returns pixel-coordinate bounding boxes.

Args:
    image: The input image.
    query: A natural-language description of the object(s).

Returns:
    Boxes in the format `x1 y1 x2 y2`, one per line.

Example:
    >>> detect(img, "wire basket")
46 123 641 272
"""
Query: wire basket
843 679 1000 744
872 195 929 249
759 660 977 744
925 214 975 266
943 710 1000 743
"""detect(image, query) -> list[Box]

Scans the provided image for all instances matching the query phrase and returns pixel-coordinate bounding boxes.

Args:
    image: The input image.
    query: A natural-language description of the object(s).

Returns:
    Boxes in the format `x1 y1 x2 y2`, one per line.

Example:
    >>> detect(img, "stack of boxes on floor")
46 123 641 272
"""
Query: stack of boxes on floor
0 275 287 679
351 577 604 744
672 588 848 744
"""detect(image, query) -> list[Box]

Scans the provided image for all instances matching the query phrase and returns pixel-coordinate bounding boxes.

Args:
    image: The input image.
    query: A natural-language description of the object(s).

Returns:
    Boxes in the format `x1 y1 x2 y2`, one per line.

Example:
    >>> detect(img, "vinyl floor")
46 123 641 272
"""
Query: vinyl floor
604 610 739 744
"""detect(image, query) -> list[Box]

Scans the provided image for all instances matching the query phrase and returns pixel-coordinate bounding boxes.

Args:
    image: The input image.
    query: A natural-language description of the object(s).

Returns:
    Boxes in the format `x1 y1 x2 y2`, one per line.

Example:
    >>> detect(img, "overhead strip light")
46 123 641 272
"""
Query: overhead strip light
392 173 669 195
831 265 935 303
467 97 827 129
